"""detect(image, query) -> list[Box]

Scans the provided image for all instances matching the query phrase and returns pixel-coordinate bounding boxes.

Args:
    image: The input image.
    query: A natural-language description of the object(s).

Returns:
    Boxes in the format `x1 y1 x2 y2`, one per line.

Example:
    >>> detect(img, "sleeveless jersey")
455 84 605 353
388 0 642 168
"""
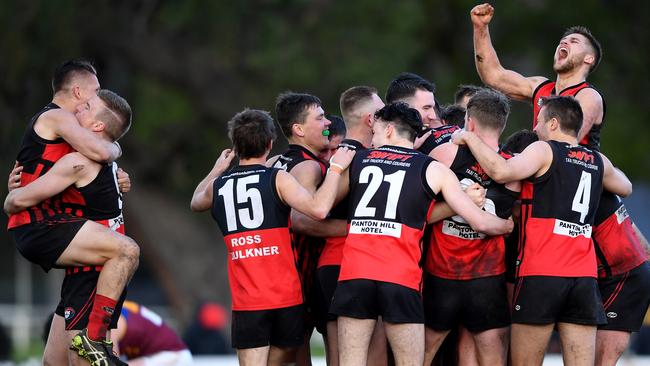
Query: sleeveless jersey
8 103 75 228
532 80 606 151
318 139 366 268
593 191 646 278
518 141 604 277
118 301 187 359
61 162 125 233
427 146 518 280
417 124 461 155
339 145 436 290
211 165 302 311
272 144 327 301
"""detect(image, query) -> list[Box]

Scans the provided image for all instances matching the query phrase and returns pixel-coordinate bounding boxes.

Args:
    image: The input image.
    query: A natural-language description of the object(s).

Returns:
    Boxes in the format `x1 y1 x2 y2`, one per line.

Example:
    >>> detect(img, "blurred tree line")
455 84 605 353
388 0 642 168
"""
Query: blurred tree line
1 0 649 322
1 0 649 196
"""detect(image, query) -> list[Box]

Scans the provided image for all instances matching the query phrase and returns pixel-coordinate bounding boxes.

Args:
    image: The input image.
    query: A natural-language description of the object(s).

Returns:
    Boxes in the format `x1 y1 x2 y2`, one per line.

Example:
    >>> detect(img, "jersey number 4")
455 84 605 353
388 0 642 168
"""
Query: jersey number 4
354 166 405 219
218 175 264 231
572 171 592 224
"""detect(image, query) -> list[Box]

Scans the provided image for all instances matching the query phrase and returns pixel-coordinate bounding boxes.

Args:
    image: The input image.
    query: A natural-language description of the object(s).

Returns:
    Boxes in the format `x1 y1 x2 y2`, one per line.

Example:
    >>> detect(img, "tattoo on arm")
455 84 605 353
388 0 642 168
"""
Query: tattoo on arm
476 54 484 63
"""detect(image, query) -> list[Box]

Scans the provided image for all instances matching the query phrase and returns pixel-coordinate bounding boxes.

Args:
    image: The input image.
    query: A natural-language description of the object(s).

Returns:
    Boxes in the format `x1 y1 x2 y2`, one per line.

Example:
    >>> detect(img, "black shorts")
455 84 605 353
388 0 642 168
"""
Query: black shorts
423 273 510 332
504 228 518 283
599 262 650 332
10 218 86 272
512 276 606 326
330 279 424 324
231 304 305 349
315 265 340 332
54 267 127 330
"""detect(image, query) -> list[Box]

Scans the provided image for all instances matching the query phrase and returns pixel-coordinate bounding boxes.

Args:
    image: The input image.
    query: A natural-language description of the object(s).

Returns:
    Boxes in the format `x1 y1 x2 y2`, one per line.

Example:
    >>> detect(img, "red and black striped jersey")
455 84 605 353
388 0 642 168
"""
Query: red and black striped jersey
339 145 436 290
518 141 604 278
8 103 75 228
427 146 518 280
532 80 606 151
211 165 302 311
273 144 327 302
318 138 366 268
593 191 646 278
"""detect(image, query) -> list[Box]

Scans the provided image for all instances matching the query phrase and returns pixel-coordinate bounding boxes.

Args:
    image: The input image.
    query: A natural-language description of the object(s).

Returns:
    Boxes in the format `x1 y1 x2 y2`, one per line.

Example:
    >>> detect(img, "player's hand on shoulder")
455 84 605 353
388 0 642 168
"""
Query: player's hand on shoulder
470 3 494 27
330 147 356 170
451 129 469 145
7 161 22 192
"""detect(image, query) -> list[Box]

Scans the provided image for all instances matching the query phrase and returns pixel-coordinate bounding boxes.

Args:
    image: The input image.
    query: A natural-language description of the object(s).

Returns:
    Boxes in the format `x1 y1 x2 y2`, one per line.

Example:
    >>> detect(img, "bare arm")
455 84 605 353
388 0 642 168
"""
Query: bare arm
429 142 458 167
279 148 356 220
600 153 632 197
4 153 87 214
290 216 348 237
41 109 122 162
471 3 546 101
452 130 551 183
574 88 604 143
190 149 235 212
427 183 486 224
427 161 513 236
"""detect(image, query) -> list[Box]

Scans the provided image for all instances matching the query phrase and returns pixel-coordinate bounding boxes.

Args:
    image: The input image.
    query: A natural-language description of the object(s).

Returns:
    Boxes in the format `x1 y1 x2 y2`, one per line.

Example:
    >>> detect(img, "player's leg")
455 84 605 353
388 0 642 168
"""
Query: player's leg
330 280 381 366
238 346 270 366
61 221 138 348
510 323 553 366
596 262 650 365
457 327 479 366
337 317 375 366
232 308 274 366
317 266 341 366
269 304 306 366
422 273 460 365
43 314 69 366
472 327 508 366
378 281 425 366
325 321 339 366
464 275 510 366
57 220 139 300
366 318 388 366
595 330 630 366
557 322 597 366
424 328 449 365
384 322 424 366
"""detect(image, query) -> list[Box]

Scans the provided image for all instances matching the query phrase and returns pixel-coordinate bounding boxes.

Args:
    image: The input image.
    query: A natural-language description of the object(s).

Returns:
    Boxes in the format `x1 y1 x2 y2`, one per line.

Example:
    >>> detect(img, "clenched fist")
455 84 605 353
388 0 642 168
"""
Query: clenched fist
470 3 494 27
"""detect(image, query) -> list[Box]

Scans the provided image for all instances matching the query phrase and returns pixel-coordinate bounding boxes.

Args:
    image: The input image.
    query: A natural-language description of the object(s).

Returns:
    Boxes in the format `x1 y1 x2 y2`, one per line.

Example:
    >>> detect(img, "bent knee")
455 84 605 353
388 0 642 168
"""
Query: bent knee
119 236 140 260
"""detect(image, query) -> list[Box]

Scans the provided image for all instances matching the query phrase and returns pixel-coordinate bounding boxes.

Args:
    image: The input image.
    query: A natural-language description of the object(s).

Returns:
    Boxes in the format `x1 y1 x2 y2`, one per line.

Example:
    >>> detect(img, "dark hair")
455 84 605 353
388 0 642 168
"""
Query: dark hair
326 114 346 139
440 104 466 128
385 72 435 103
228 109 277 159
51 59 97 94
339 86 378 121
466 89 510 133
539 96 583 137
562 26 602 73
96 89 132 141
501 129 538 154
275 92 322 138
374 102 422 142
454 84 483 105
